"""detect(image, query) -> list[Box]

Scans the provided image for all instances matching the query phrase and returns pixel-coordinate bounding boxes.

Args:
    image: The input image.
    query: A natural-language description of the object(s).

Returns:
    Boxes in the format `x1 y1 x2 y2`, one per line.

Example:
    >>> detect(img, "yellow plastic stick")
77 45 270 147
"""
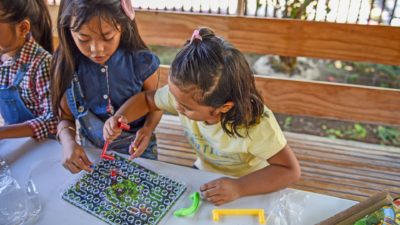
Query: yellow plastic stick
212 208 266 224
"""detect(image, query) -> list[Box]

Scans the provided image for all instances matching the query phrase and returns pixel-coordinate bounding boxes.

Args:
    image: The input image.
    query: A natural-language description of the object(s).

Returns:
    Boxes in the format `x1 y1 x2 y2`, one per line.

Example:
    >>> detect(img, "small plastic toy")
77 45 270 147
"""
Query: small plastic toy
118 122 130 130
173 192 201 217
212 208 266 224
101 122 130 160
110 168 117 177
101 141 114 160
62 154 187 225
110 168 118 185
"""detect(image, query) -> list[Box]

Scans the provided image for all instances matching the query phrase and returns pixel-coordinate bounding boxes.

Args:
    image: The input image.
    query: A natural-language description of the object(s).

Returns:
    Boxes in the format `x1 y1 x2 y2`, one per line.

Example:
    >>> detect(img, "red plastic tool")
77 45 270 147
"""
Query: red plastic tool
101 122 131 160
118 122 130 131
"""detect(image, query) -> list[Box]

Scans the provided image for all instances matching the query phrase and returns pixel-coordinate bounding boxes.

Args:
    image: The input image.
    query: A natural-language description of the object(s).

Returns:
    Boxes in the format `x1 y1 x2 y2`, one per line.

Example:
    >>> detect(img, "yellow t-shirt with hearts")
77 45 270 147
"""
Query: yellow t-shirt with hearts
154 85 287 177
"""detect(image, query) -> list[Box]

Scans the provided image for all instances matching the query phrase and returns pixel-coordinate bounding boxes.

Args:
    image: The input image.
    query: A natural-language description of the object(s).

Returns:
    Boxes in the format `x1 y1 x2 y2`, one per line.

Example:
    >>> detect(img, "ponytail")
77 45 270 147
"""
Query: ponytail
170 27 265 137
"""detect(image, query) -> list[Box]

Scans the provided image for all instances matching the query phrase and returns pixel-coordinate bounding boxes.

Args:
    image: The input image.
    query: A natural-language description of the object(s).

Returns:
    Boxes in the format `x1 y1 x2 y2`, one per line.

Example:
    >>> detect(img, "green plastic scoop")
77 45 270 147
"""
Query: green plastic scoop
173 192 201 217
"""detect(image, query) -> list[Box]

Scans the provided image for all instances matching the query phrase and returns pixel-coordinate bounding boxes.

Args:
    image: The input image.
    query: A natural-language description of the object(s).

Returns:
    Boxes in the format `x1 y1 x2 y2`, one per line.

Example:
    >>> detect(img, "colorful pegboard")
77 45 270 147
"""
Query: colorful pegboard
62 154 186 225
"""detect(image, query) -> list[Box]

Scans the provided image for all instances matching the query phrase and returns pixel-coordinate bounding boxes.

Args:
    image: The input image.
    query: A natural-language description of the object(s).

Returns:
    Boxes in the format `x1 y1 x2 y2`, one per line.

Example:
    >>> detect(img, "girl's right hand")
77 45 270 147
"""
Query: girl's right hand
103 115 128 141
62 141 93 173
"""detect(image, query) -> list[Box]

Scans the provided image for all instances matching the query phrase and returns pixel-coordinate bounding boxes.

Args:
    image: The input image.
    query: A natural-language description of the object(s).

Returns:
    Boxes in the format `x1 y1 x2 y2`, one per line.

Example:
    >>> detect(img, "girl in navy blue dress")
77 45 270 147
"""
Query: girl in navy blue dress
51 0 162 173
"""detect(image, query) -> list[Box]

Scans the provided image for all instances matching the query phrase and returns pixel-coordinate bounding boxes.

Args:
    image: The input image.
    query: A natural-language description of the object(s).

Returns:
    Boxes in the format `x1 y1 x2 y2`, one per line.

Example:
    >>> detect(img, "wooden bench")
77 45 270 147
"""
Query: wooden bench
155 114 400 202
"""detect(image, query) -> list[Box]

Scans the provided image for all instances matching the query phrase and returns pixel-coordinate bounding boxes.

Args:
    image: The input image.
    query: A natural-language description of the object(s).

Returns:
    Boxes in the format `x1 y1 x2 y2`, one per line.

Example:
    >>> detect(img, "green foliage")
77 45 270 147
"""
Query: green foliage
149 45 180 65
256 0 262 8
283 116 292 129
376 126 400 145
347 73 359 83
283 0 323 19
325 124 367 140
349 123 367 139
325 61 400 89
326 128 344 139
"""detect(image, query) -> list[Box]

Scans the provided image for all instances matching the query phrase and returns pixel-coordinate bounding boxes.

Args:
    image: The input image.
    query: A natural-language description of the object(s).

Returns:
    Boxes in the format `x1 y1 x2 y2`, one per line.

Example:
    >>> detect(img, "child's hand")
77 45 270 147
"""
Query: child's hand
200 177 242 206
62 141 93 174
103 115 128 141
129 127 152 160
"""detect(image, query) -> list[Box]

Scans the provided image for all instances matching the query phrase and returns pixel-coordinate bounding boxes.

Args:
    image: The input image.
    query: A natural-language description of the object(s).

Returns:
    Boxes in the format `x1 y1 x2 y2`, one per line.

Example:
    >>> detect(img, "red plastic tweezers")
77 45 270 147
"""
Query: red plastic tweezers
101 122 130 160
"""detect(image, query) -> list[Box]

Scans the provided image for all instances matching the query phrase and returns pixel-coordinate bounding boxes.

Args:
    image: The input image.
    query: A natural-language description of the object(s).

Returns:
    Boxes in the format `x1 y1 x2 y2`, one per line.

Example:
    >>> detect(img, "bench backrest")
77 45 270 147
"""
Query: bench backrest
135 10 400 126
48 6 400 126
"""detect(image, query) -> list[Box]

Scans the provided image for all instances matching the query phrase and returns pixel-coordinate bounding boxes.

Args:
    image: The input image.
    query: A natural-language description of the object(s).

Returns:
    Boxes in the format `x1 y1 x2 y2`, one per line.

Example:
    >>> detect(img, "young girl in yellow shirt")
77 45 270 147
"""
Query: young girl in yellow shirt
104 27 301 206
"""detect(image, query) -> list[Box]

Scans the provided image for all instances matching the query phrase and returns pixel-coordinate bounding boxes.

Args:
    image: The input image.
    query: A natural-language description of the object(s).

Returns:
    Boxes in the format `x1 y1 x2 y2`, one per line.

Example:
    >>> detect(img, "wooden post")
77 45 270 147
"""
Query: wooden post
237 0 245 16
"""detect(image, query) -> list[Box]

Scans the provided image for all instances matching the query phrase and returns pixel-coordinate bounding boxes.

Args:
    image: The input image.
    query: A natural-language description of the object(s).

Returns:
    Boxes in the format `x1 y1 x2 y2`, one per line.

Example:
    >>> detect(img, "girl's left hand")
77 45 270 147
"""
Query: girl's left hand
200 177 242 206
129 127 152 160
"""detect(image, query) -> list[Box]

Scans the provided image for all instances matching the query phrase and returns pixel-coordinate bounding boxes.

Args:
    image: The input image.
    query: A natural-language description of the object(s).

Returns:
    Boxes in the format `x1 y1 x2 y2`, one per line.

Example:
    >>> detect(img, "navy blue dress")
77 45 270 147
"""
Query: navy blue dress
66 48 160 159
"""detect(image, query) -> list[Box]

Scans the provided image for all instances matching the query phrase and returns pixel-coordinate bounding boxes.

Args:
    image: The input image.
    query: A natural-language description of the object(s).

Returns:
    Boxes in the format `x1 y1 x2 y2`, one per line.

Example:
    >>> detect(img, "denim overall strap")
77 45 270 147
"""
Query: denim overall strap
66 73 87 118
66 73 104 145
66 73 157 159
0 63 35 125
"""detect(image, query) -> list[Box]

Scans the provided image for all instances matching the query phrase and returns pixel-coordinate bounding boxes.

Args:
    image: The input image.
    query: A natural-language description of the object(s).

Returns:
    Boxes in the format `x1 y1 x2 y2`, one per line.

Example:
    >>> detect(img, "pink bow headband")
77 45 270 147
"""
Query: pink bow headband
121 0 135 20
189 30 202 44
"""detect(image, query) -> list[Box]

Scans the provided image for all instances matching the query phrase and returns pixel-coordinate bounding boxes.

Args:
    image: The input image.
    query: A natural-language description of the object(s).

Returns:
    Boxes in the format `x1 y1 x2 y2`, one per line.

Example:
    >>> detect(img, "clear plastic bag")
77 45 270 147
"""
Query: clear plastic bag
264 189 310 225
0 158 42 225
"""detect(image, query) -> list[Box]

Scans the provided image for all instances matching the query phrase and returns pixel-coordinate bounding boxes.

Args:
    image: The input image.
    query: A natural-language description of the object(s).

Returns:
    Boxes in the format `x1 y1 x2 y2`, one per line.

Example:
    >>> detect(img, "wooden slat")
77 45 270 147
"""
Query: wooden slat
254 77 400 126
158 148 197 161
291 141 400 160
299 164 400 188
157 155 195 167
158 66 400 125
136 10 400 65
293 145 400 169
157 141 194 154
285 131 400 154
157 137 191 148
154 115 400 201
299 157 400 179
154 131 187 140
293 176 400 201
292 180 380 201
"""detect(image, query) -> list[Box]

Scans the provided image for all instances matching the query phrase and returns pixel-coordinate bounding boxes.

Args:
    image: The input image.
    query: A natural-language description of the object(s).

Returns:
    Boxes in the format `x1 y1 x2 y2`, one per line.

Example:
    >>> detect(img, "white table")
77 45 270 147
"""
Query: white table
0 138 357 225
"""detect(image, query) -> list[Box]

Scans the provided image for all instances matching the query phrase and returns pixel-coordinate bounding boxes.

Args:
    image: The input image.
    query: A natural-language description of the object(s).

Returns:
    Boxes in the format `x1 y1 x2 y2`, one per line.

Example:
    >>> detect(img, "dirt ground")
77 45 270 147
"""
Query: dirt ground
274 113 400 148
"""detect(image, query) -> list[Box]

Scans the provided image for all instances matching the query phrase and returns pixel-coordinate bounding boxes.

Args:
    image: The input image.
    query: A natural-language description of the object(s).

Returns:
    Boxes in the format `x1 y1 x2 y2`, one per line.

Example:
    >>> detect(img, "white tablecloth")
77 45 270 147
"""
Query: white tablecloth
0 138 356 225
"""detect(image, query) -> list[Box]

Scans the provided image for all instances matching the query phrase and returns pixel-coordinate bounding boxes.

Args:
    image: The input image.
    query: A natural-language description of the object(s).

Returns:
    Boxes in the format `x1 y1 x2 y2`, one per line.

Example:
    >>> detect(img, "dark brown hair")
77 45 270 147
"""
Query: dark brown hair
51 0 148 113
0 0 53 52
170 27 265 137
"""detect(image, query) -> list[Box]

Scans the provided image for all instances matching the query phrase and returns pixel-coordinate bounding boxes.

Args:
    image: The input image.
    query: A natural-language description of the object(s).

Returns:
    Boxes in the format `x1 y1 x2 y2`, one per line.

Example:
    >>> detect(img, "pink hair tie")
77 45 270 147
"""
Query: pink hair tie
121 0 135 20
189 30 202 44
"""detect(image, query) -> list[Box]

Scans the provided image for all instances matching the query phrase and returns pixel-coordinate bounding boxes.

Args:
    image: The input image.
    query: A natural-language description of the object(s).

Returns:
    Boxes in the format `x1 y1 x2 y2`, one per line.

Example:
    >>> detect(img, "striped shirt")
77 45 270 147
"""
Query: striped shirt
0 36 57 140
